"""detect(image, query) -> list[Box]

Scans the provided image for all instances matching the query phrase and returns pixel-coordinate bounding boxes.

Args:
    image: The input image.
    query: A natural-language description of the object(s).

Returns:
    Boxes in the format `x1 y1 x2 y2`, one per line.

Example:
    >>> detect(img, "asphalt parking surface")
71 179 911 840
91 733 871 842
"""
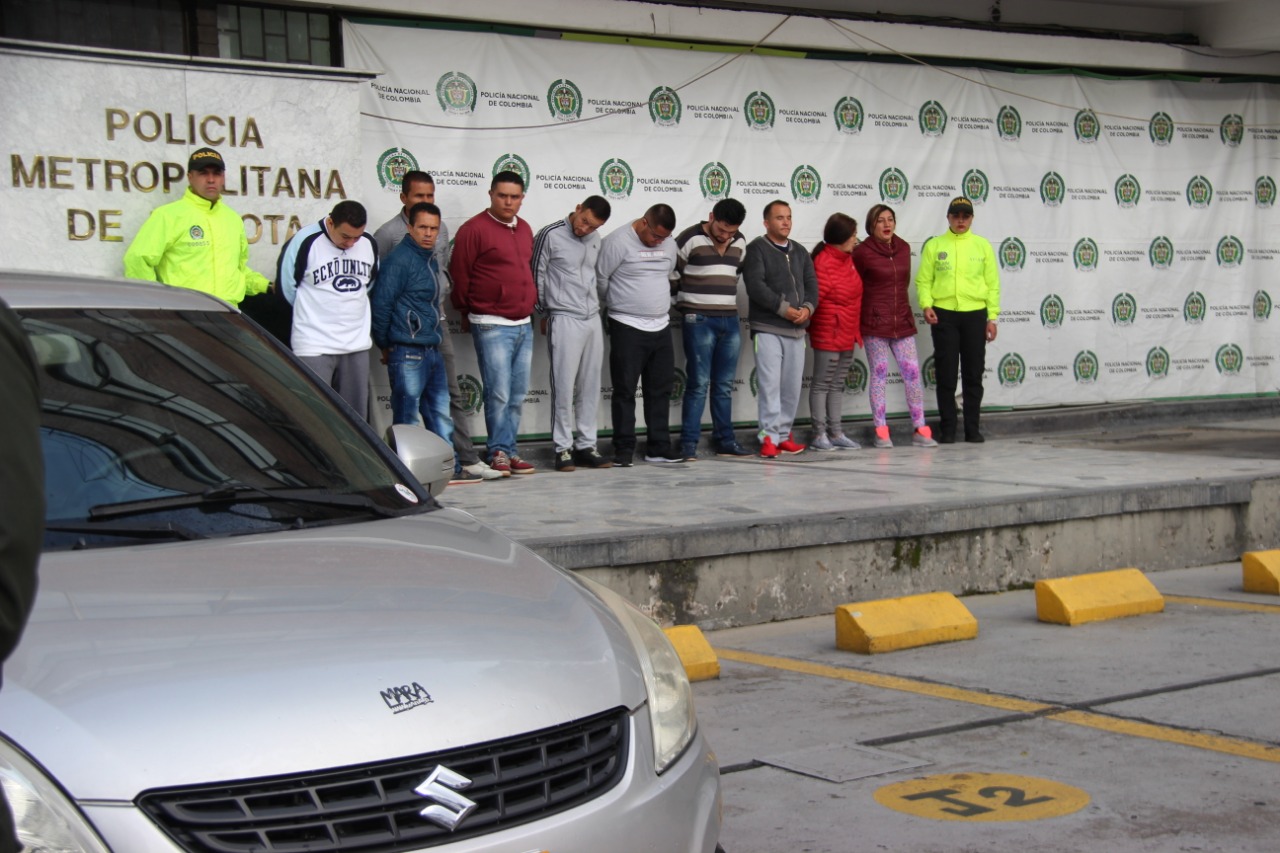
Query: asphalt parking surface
694 562 1280 853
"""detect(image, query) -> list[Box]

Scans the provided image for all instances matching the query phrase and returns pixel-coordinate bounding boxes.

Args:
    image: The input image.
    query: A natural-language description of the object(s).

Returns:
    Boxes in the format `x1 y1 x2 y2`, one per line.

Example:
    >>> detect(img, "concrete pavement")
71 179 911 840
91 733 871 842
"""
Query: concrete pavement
439 397 1280 627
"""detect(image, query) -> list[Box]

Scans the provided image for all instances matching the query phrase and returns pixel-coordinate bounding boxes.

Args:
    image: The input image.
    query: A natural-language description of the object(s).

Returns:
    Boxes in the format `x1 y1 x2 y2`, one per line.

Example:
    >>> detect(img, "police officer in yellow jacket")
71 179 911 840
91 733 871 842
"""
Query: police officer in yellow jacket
915 196 1000 444
123 147 269 304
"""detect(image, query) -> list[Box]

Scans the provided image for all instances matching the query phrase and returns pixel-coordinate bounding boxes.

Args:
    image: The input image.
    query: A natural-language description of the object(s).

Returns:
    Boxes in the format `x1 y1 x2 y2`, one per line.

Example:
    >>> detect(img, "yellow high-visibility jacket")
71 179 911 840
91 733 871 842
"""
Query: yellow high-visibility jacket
915 229 1000 320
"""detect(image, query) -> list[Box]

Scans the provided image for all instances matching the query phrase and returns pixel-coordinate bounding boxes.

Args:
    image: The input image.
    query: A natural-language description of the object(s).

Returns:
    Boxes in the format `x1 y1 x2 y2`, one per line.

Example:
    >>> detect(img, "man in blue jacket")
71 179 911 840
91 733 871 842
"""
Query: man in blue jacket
371 203 472 482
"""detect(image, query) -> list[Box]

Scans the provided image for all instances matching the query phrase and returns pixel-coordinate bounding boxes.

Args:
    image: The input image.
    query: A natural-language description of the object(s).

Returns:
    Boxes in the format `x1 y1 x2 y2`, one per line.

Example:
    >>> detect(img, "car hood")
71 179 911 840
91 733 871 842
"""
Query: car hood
0 509 646 800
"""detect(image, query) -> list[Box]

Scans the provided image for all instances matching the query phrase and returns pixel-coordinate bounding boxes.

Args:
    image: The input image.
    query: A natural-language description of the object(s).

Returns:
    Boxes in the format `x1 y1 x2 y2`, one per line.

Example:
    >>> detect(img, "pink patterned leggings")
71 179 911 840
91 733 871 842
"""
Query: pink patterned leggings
865 335 926 428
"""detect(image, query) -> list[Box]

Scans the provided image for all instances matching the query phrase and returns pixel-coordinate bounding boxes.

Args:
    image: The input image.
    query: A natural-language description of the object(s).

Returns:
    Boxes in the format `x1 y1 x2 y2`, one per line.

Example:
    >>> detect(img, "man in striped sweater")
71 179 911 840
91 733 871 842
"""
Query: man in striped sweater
671 198 750 460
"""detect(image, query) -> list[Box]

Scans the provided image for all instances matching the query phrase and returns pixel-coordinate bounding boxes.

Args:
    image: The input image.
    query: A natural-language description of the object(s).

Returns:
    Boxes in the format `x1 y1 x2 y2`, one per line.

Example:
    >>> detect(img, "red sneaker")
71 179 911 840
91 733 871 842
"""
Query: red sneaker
760 436 779 458
508 453 536 474
488 451 512 477
778 434 807 454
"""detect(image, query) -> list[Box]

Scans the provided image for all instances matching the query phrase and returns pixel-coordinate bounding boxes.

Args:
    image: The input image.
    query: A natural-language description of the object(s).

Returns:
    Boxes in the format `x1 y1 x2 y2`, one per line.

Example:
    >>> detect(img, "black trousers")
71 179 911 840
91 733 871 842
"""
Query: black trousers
930 307 987 438
608 318 675 456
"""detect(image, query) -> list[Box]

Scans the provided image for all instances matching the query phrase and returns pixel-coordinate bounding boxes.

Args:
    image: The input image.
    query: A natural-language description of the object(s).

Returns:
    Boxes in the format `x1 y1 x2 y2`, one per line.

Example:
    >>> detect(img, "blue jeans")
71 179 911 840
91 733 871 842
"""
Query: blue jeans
471 322 532 457
681 313 740 447
388 345 454 458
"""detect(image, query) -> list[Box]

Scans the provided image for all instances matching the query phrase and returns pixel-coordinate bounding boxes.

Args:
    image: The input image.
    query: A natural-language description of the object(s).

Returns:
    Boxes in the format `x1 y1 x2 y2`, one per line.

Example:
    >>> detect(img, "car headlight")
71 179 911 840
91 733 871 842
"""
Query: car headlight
581 578 697 774
0 737 111 853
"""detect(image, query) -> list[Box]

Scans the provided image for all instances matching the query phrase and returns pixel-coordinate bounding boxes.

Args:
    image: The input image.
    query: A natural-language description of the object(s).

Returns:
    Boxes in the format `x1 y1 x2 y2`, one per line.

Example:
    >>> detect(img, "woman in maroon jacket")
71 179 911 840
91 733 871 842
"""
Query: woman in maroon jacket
807 213 864 450
851 204 937 449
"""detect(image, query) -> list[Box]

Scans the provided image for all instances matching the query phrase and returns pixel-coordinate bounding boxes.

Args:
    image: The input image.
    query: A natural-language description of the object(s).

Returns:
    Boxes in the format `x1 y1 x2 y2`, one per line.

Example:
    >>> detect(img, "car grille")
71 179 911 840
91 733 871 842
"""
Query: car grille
137 707 630 852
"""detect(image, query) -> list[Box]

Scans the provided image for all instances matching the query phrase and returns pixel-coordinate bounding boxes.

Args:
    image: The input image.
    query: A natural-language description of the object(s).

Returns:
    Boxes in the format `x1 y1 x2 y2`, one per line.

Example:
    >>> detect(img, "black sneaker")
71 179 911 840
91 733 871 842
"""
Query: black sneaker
613 453 634 468
574 447 614 469
714 441 753 457
554 449 576 472
644 450 685 464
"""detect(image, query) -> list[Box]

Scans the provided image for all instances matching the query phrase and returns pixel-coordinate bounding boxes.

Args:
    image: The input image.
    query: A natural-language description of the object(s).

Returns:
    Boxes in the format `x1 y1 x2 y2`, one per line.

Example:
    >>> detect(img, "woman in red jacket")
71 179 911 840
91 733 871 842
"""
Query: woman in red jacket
851 204 937 449
807 213 864 450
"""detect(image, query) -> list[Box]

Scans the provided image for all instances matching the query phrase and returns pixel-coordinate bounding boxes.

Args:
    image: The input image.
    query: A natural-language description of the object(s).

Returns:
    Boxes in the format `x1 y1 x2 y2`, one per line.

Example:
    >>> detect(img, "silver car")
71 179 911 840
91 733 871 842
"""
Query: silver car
0 272 722 853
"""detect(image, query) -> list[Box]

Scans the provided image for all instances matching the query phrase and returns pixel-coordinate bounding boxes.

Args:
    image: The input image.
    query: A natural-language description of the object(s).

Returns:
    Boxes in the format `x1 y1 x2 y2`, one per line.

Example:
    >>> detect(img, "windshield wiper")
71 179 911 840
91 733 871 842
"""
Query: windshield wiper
88 483 396 520
45 520 206 544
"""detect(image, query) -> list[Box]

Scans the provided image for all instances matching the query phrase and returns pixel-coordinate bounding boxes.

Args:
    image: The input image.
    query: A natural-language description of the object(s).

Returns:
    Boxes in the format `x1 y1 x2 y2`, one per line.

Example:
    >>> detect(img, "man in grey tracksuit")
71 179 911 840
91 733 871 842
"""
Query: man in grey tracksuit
531 196 613 471
743 199 819 457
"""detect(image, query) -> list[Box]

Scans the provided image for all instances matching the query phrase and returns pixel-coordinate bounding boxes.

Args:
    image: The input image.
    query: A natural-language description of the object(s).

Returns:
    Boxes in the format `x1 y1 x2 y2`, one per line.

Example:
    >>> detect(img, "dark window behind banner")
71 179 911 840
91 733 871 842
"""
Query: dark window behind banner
0 0 340 67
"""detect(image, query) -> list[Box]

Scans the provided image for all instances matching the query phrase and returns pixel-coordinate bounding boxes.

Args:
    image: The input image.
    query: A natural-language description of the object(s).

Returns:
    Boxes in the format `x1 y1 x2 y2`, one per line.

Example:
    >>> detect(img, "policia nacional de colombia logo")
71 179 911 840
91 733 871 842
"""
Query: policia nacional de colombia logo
791 165 822 203
996 105 1021 141
1114 174 1141 208
1149 236 1174 270
1073 238 1099 272
1220 114 1244 147
998 237 1026 272
1216 235 1244 268
918 100 947 137
1257 176 1277 208
1040 172 1065 207
1074 110 1101 143
1073 351 1099 384
1149 112 1174 146
492 154 530 187
1146 346 1170 379
920 356 936 391
700 162 732 201
1183 291 1207 324
1215 344 1244 375
376 147 418 190
547 79 583 122
649 86 681 127
1111 293 1138 327
744 91 776 131
1186 175 1213 208
1040 294 1065 329
457 375 484 415
997 353 1026 388
834 96 864 134
437 71 478 114
1254 290 1273 321
599 158 635 200
846 359 869 394
879 168 909 203
962 169 989 205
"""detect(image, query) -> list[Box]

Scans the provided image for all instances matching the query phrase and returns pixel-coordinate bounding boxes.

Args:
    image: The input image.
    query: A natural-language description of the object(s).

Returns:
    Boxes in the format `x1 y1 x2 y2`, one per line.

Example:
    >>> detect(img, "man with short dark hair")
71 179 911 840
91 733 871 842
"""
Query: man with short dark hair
672 197 750 460
597 203 682 467
277 200 379 419
532 196 613 472
450 171 537 476
743 200 818 458
370 202 474 480
373 171 501 482
124 147 269 304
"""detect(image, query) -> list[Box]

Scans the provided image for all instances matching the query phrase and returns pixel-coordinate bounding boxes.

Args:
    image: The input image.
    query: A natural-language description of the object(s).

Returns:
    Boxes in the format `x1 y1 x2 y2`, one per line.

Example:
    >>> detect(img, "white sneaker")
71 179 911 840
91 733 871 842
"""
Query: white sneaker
829 432 861 450
463 460 504 481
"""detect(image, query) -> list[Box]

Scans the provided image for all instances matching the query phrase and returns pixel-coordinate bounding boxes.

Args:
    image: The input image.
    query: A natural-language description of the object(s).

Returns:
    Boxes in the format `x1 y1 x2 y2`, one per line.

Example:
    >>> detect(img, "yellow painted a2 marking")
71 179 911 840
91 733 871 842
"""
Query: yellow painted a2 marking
875 773 1089 822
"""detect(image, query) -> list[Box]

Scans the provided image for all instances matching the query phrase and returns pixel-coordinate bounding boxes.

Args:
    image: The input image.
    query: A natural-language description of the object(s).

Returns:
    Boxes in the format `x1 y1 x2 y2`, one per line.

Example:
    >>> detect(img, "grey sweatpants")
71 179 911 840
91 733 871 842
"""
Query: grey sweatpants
809 348 854 434
300 349 370 421
547 313 604 451
754 332 806 442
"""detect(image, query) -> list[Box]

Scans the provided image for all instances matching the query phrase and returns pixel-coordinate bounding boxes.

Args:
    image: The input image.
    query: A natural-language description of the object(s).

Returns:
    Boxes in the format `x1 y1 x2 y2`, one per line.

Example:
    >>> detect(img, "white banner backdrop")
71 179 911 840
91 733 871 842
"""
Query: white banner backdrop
346 19 1279 444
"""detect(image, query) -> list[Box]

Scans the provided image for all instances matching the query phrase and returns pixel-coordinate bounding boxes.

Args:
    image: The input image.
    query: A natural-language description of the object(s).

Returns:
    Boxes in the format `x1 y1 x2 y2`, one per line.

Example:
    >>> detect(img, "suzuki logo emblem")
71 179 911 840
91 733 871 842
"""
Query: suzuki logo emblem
413 766 477 831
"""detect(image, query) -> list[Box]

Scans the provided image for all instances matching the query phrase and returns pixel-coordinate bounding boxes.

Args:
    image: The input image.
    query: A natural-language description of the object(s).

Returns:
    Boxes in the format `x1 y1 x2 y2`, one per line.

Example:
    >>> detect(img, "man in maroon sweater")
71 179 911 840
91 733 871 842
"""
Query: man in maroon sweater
449 171 538 475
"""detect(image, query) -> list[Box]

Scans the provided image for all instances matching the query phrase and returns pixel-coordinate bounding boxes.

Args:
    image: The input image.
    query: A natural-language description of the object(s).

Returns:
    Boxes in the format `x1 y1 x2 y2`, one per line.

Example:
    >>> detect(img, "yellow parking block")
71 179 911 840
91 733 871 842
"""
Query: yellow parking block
1035 568 1164 626
1242 550 1280 595
663 625 720 681
835 592 978 654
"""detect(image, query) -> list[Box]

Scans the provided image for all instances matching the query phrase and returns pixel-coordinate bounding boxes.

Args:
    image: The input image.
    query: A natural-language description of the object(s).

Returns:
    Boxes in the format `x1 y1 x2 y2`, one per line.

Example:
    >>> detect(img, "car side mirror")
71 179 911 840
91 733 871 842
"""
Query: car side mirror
387 424 453 497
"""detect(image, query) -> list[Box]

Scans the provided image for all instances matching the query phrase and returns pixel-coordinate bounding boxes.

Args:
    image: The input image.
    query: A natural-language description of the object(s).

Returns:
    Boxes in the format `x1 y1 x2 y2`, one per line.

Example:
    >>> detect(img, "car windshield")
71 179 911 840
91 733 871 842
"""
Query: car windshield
22 307 429 550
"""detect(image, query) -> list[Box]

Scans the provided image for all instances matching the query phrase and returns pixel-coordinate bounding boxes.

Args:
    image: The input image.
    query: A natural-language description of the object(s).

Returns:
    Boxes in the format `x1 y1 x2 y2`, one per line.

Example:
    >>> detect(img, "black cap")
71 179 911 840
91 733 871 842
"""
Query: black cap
188 147 225 172
947 196 974 216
